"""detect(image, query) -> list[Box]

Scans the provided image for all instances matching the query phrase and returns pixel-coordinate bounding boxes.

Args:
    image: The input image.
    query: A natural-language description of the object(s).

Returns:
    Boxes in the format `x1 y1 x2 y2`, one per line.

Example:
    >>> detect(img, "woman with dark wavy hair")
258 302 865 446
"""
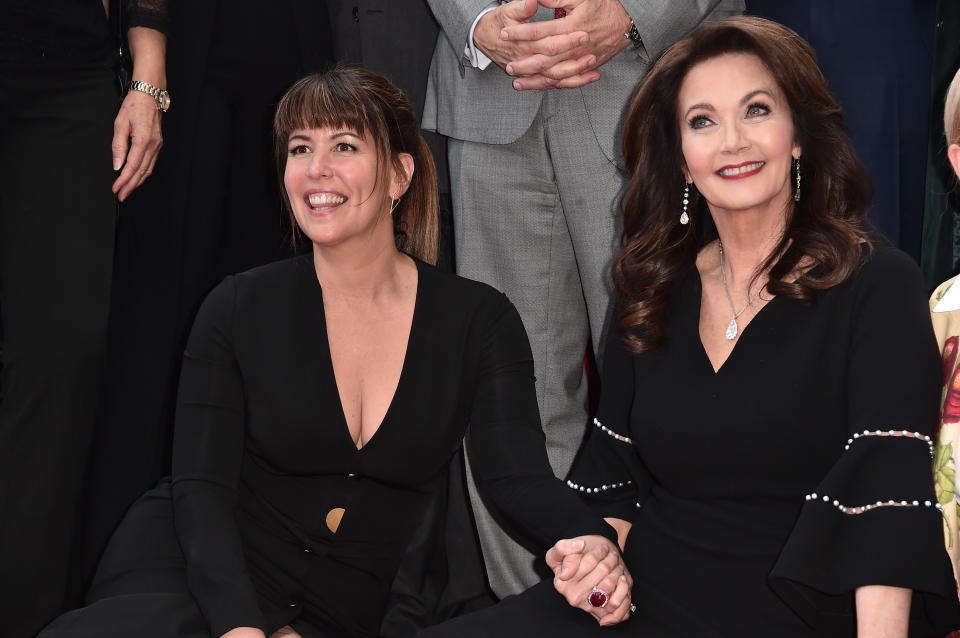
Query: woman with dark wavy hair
419 16 960 638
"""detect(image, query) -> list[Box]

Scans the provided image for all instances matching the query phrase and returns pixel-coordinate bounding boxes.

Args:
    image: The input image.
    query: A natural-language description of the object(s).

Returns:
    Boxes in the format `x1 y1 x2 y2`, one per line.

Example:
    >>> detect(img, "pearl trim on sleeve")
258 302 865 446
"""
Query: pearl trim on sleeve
565 479 633 494
804 427 939 515
593 417 634 445
844 428 933 457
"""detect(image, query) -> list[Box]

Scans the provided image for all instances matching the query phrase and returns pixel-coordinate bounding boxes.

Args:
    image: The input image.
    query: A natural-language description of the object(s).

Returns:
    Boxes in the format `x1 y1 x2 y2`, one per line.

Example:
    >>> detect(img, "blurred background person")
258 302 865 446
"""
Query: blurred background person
0 1 167 635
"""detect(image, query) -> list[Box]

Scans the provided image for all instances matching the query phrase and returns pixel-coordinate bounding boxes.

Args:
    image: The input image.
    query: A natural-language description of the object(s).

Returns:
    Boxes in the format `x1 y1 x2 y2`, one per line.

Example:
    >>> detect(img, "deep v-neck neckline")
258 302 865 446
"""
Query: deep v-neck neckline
691 267 778 375
315 258 423 453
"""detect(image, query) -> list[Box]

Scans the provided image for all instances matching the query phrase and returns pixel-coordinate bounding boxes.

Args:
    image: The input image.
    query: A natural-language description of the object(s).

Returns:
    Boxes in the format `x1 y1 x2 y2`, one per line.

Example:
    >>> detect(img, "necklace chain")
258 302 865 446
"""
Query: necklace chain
718 239 763 340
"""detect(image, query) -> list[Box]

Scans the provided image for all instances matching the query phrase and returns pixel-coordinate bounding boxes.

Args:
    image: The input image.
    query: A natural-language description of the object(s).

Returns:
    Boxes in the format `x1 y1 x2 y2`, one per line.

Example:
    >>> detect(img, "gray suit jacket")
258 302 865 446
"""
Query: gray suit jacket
423 0 745 161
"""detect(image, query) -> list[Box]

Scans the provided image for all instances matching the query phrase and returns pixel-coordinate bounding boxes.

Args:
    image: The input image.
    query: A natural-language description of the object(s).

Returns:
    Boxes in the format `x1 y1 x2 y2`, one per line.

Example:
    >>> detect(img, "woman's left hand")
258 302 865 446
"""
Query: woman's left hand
111 89 163 201
546 535 633 625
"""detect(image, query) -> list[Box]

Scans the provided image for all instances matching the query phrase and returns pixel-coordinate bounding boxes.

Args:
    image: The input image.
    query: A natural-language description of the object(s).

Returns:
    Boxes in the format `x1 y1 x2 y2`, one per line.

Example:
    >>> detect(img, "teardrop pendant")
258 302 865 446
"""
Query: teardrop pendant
725 318 738 341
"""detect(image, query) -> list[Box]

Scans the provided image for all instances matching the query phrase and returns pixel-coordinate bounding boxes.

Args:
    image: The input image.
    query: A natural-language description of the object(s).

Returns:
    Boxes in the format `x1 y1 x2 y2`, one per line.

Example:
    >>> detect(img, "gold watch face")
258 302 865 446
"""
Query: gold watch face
159 91 171 112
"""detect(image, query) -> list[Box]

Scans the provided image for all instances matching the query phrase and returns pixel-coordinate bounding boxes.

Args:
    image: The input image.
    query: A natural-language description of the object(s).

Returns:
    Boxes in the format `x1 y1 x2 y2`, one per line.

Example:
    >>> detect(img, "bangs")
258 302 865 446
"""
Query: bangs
275 70 388 148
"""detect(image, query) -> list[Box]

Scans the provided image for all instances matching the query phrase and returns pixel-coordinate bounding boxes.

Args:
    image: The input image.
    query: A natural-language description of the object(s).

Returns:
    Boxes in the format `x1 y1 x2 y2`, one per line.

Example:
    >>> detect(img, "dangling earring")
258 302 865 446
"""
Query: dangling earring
389 194 401 214
793 157 801 203
680 182 690 225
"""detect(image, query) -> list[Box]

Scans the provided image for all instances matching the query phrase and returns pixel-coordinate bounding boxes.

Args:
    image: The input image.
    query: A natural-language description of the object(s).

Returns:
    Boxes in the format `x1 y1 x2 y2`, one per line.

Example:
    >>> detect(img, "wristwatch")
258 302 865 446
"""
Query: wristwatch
129 80 171 113
625 20 642 49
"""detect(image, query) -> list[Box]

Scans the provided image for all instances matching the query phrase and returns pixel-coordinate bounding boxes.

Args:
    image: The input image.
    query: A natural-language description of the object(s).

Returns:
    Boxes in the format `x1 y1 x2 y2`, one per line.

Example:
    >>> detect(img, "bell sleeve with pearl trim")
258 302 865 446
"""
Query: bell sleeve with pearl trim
563 317 651 522
769 247 960 634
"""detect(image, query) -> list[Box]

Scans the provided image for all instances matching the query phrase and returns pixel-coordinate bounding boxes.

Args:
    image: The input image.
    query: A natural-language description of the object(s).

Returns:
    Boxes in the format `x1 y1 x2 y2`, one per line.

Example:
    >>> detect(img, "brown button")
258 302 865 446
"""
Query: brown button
326 507 346 533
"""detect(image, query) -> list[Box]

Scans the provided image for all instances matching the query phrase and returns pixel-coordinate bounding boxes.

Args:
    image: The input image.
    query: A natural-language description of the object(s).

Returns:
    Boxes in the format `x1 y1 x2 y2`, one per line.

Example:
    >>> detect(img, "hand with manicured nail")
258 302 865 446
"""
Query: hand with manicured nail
545 534 634 625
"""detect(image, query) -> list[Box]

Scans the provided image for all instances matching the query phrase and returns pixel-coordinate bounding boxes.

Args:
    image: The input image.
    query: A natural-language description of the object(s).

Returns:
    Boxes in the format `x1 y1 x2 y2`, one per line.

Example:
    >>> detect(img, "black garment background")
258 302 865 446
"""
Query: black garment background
79 0 334 590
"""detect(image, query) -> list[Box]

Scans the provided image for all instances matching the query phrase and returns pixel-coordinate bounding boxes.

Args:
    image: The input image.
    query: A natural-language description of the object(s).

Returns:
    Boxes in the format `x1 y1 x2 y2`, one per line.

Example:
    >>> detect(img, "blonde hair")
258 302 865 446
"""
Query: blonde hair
945 67 960 146
274 67 439 264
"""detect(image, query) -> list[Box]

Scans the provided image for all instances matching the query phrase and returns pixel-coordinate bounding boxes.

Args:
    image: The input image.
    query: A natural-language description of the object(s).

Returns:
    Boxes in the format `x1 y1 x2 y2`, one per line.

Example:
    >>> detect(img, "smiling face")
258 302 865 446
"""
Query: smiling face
284 126 408 252
678 52 800 221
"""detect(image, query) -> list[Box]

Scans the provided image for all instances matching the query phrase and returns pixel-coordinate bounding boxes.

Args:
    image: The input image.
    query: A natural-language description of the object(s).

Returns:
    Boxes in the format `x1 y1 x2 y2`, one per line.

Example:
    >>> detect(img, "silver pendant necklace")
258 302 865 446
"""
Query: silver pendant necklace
718 240 763 341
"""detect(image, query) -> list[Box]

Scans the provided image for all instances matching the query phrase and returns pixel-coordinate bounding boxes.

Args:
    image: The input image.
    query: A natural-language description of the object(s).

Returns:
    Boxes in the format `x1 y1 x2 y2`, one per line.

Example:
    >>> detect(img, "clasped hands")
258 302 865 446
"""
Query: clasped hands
546 534 633 626
473 0 634 91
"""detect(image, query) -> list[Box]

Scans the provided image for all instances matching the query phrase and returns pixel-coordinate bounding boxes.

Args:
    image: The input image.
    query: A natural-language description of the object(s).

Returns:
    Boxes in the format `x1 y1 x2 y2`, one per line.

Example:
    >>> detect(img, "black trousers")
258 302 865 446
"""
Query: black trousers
0 59 118 638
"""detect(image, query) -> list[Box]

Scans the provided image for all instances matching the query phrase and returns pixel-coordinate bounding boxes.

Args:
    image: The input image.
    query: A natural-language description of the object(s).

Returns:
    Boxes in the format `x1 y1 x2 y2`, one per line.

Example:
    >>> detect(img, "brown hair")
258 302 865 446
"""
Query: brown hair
274 66 439 264
945 67 960 146
616 16 871 352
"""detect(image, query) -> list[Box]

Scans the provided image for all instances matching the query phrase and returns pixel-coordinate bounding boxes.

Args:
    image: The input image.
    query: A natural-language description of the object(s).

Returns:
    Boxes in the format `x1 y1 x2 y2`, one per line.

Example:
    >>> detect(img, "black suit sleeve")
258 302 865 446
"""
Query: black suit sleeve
170 277 267 636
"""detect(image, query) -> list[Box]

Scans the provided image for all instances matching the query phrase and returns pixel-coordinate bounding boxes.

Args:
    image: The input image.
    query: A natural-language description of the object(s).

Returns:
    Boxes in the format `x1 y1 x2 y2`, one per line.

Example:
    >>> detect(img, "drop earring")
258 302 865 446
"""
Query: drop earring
680 182 690 225
389 195 401 214
793 157 801 203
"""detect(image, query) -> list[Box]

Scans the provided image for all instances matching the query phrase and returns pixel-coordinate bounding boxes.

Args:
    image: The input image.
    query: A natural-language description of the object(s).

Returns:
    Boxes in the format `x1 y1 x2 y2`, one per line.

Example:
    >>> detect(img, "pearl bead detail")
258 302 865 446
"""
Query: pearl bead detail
803 492 943 516
566 478 632 494
844 428 933 457
593 417 634 445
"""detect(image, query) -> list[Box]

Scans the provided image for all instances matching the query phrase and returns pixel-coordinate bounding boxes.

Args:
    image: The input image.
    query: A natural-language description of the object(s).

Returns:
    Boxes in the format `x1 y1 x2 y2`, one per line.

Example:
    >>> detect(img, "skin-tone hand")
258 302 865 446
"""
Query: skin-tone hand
112 26 166 201
473 0 595 90
546 535 633 626
499 0 634 90
220 628 266 638
269 626 302 638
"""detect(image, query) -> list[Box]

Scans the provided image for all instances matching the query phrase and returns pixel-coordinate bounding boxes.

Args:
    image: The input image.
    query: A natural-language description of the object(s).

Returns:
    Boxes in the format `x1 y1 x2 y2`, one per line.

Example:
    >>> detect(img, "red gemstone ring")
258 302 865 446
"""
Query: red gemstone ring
588 587 609 608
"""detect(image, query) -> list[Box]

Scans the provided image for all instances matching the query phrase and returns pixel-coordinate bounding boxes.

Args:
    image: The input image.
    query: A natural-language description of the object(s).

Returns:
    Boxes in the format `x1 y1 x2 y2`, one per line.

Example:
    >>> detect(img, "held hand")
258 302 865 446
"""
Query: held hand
473 0 590 79
220 628 266 638
500 0 634 90
546 535 633 625
111 89 163 202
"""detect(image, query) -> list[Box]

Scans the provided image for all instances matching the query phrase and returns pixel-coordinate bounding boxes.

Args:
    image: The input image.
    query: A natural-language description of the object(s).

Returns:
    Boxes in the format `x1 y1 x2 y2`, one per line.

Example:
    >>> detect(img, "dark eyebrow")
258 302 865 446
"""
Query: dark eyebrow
684 102 713 118
684 89 777 118
741 89 774 104
288 130 361 144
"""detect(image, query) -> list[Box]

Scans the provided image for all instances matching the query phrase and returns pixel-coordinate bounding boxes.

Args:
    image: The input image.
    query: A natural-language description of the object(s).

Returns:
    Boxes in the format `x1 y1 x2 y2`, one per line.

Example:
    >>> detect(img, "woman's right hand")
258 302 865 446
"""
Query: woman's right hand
545 535 633 626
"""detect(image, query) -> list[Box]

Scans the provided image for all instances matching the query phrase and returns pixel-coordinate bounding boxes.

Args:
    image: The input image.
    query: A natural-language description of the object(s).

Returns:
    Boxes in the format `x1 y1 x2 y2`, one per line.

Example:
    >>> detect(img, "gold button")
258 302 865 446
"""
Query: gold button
326 507 346 533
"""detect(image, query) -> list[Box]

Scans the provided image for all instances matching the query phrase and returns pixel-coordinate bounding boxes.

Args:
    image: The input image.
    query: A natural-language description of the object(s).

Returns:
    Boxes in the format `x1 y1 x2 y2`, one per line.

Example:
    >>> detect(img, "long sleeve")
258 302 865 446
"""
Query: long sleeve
466 292 619 551
564 316 650 522
170 277 267 636
770 248 960 634
425 0 496 66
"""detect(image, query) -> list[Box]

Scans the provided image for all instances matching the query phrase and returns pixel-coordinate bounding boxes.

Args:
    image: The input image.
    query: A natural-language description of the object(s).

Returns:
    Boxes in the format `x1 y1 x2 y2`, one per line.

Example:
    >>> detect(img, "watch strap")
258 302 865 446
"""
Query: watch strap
129 80 170 112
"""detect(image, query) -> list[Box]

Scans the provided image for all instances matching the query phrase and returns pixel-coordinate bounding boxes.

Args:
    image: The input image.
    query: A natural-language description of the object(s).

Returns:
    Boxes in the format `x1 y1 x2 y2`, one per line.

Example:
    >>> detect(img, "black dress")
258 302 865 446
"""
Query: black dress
418 246 960 637
40 255 617 638
0 2 167 635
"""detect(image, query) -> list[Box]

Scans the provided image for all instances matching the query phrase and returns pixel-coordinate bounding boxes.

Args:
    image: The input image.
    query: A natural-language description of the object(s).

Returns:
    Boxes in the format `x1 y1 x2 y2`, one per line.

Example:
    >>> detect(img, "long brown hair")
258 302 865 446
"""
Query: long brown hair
274 67 439 264
616 16 871 352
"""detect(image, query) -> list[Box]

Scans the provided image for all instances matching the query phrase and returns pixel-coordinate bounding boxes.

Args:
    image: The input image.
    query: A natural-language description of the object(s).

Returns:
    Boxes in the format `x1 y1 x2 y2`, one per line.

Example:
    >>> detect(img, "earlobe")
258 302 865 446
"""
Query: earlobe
394 153 415 197
948 144 960 181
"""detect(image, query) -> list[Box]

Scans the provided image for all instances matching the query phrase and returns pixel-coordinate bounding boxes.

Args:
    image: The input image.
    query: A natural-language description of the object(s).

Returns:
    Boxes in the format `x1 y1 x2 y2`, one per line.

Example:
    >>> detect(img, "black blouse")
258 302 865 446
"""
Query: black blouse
170 255 616 637
568 246 960 636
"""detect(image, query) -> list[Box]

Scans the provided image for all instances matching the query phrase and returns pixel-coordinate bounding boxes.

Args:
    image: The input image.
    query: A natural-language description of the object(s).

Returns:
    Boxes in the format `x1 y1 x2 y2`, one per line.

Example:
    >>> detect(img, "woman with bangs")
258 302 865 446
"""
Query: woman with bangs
38 67 625 638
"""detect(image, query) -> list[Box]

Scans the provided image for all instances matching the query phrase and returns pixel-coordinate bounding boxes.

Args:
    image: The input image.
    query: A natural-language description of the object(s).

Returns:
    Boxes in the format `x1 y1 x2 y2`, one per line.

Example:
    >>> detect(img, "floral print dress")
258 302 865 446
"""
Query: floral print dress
930 275 960 606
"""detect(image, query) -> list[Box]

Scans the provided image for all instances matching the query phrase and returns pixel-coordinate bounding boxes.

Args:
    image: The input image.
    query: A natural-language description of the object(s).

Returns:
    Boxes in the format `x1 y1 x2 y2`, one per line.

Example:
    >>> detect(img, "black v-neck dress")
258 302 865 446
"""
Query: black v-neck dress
41 255 617 638
418 246 960 637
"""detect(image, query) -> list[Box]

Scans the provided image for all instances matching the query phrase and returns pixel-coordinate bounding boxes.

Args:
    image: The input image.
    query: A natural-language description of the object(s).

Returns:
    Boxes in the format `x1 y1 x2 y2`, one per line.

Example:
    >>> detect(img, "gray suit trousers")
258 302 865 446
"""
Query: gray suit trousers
452 90 623 596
